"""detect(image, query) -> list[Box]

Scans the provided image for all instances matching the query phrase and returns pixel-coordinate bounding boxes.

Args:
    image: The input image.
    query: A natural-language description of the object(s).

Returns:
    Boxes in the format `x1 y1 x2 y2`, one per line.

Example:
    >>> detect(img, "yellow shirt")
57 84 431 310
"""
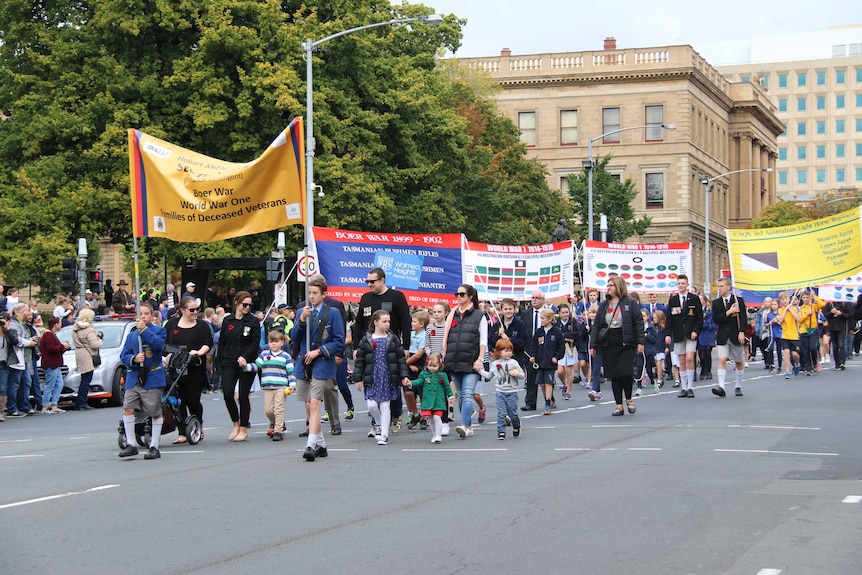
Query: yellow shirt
798 295 824 332
779 305 800 340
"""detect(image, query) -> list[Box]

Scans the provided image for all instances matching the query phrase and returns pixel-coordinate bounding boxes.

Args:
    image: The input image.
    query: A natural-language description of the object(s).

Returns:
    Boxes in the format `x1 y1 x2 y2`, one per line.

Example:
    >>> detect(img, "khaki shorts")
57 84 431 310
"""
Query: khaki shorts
717 343 746 363
123 386 163 418
673 339 697 355
294 377 331 402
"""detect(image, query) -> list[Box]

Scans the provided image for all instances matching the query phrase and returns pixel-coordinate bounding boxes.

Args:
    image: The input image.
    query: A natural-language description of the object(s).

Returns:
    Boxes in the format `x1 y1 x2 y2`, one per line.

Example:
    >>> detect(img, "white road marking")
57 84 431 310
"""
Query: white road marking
0 484 118 511
555 447 661 452
756 569 783 575
729 425 820 431
294 448 358 452
628 447 662 451
163 450 205 454
68 437 91 440
532 426 555 429
715 449 838 456
401 448 507 452
842 495 862 503
0 454 44 459
0 439 32 443
592 424 633 428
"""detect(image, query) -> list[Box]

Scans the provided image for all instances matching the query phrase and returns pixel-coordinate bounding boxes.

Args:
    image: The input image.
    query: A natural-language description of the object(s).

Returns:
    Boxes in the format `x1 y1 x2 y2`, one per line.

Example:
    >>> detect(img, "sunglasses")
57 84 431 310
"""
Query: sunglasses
185 308 200 313
455 292 468 297
366 278 380 285
240 302 251 308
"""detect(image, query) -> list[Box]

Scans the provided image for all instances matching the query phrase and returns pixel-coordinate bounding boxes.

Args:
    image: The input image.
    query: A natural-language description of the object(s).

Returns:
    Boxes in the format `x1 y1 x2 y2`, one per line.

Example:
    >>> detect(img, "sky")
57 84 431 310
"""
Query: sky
426 0 860 63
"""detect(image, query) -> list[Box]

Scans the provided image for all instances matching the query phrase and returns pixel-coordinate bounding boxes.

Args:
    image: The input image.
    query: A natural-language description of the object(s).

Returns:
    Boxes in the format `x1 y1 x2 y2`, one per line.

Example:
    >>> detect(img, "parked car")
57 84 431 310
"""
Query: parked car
41 317 137 407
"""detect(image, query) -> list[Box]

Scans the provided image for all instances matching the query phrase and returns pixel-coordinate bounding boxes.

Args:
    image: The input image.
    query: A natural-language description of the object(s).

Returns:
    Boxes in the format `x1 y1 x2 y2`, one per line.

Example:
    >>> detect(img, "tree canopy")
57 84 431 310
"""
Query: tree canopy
565 154 651 242
0 0 561 296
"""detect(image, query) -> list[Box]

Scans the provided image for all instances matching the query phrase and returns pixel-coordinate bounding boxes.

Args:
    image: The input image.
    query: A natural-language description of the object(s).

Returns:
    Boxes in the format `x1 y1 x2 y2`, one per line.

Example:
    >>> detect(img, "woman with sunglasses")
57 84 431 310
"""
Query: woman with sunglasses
443 284 487 439
164 296 213 444
217 291 261 441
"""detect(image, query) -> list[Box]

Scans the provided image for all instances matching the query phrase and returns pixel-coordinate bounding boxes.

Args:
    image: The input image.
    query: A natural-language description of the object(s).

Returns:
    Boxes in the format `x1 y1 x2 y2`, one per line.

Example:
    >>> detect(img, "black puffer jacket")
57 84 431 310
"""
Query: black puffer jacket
589 297 645 349
353 333 408 386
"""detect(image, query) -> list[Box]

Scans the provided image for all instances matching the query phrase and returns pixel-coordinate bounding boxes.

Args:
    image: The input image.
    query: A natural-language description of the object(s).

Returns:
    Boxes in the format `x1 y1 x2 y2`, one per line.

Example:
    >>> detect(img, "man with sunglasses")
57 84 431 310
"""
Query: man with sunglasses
353 267 412 433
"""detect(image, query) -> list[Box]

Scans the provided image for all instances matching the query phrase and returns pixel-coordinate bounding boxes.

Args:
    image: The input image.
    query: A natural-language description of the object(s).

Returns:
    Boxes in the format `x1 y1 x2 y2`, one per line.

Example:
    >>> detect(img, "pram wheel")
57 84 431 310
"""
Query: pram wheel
136 432 150 447
118 432 128 450
185 416 203 445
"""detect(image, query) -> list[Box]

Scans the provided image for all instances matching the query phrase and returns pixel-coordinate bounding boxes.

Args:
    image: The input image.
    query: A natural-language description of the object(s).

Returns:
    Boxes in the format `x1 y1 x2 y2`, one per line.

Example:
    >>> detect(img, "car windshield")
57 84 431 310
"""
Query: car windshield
58 323 129 349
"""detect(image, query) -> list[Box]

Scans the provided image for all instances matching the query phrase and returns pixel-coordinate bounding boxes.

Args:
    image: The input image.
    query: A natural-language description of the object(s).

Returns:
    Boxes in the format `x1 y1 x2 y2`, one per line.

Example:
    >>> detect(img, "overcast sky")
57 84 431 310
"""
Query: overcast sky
428 0 860 62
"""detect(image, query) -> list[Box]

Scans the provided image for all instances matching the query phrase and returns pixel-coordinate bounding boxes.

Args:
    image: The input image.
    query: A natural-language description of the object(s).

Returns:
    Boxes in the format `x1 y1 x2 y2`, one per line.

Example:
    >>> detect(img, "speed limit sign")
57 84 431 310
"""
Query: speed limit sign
297 250 317 282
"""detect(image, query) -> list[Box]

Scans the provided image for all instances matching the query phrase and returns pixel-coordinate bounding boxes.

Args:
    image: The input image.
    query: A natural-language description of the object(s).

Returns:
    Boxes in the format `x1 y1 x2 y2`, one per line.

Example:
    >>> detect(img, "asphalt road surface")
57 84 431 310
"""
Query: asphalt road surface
2 359 861 575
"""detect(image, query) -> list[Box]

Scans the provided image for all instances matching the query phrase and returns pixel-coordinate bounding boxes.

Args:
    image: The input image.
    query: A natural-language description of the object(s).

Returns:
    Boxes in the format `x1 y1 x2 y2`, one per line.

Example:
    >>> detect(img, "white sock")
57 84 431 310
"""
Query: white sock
150 418 163 449
433 415 442 440
717 368 727 389
367 400 381 431
123 414 136 446
306 433 317 450
735 369 744 388
379 402 391 438
316 433 326 449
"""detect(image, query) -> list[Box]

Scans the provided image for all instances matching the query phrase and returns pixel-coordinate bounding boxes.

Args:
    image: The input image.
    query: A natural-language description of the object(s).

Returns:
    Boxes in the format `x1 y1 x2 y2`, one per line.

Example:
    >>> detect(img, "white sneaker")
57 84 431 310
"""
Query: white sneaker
431 436 441 444
377 436 389 445
465 427 474 437
441 423 450 436
456 425 467 438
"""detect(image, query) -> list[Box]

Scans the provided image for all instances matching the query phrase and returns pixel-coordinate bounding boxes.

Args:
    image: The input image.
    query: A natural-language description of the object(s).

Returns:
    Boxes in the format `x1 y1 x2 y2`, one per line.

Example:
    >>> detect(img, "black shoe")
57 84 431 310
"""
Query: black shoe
330 426 342 436
272 432 284 441
520 405 536 412
420 418 429 430
839 365 846 370
298 429 310 437
735 388 743 397
677 390 688 398
406 415 420 430
119 445 139 458
712 386 726 397
687 389 695 398
77 405 95 411
512 426 520 437
302 447 316 461
314 446 328 458
143 447 160 460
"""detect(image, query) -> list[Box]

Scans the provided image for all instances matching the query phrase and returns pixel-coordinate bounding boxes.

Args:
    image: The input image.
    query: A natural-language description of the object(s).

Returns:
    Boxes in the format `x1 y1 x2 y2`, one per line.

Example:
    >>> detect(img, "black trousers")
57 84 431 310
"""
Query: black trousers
177 375 204 436
611 375 634 405
221 364 255 427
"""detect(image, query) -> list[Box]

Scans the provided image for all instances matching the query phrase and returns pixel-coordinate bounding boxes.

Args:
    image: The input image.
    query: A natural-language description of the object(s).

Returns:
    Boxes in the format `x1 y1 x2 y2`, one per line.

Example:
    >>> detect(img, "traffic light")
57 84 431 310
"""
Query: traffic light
60 258 77 294
88 269 104 294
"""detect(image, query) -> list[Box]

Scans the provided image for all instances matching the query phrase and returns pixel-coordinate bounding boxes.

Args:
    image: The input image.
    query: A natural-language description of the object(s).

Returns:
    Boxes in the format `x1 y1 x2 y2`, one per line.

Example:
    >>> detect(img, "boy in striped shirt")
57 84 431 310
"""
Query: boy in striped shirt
246 331 296 441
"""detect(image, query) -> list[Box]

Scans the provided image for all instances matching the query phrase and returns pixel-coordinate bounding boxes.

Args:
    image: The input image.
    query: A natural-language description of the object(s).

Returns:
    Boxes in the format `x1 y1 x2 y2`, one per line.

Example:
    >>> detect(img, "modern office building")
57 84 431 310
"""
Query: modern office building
457 39 784 289
714 26 862 200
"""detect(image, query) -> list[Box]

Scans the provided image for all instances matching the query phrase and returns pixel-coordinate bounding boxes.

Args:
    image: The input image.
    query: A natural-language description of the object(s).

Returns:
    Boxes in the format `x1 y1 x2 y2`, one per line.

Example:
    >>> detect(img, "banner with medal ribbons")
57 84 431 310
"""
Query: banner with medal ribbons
582 240 692 293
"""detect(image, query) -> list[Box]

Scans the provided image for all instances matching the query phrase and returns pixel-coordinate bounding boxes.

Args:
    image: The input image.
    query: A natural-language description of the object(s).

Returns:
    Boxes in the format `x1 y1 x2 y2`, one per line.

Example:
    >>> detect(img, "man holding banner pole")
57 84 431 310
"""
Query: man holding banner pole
667 275 702 398
710 277 747 398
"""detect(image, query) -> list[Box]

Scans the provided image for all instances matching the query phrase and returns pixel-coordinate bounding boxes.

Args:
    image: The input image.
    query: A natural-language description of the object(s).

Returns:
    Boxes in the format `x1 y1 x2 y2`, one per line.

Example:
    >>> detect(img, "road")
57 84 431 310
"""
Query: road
2 360 861 575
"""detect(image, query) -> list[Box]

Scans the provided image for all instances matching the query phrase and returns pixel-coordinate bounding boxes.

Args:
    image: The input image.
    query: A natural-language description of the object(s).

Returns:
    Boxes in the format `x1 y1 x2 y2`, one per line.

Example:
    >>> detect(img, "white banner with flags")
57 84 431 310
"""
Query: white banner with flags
815 272 862 302
582 240 692 293
463 240 574 300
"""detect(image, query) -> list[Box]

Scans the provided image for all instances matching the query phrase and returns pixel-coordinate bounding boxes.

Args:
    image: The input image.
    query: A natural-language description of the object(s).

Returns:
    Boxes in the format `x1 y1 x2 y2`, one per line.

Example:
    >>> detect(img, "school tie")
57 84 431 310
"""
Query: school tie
534 310 540 333
725 298 730 310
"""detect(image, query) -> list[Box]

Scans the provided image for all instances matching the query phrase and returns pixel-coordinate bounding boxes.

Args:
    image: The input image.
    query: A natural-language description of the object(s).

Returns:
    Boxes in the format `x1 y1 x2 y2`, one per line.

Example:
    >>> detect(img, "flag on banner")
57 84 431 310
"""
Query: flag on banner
463 240 574 300
727 207 862 291
582 240 692 293
128 118 305 242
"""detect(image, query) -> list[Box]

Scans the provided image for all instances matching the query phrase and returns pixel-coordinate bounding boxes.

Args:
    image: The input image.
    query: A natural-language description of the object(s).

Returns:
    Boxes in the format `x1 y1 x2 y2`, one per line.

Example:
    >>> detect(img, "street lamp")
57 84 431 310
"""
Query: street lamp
300 13 442 344
700 167 773 295
585 123 675 241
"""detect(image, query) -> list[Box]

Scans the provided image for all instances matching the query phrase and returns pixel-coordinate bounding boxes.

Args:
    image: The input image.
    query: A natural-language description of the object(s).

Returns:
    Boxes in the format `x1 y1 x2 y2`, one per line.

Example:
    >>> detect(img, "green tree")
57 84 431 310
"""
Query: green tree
751 201 811 228
565 154 651 241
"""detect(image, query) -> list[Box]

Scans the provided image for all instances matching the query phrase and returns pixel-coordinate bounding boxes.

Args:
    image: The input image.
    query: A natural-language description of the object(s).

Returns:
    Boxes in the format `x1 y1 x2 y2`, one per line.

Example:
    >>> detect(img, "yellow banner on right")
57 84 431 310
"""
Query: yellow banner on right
726 207 862 291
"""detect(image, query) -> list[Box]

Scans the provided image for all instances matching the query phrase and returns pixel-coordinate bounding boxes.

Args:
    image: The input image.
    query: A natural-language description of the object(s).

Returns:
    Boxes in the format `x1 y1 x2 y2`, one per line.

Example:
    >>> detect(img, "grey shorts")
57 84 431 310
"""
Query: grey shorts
673 339 697 355
717 343 746 363
295 377 331 402
123 386 163 418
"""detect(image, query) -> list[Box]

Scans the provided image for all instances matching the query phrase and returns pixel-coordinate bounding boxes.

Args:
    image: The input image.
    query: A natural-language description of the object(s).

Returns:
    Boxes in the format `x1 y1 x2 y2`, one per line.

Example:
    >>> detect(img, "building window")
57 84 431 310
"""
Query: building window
836 119 846 133
836 70 846 84
778 98 787 112
816 121 826 134
560 176 570 194
778 74 788 88
857 168 862 182
645 173 664 209
602 108 621 143
645 105 664 141
518 111 537 147
857 68 862 82
816 71 826 85
778 147 787 161
797 97 807 111
836 169 846 183
797 146 807 160
797 72 807 87
816 169 826 184
797 121 806 136
857 143 862 157
560 110 578 146
778 171 788 185
857 94 862 107
741 76 750 83
816 145 826 159
816 96 826 110
856 118 862 132
798 170 807 184
836 95 846 109
836 144 845 158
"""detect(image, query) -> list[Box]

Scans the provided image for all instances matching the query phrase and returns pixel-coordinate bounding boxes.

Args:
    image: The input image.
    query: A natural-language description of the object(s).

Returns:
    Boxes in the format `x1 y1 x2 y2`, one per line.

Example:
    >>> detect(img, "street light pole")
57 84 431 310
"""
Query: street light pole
701 167 773 295
584 123 675 241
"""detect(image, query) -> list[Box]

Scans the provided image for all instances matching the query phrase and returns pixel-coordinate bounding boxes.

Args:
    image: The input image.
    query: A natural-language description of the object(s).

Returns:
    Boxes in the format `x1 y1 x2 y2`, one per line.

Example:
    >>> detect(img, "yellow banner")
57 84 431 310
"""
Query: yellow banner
128 118 305 242
726 207 862 291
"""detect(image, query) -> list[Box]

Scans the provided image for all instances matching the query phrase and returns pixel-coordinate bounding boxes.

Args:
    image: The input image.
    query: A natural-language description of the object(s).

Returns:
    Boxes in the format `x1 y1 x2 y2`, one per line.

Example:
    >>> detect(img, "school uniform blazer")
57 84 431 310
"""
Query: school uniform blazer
712 295 747 346
666 292 703 342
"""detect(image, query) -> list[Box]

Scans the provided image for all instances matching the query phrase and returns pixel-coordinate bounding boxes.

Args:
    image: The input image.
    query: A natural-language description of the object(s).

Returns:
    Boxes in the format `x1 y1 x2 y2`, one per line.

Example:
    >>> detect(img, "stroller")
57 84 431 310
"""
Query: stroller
117 345 203 449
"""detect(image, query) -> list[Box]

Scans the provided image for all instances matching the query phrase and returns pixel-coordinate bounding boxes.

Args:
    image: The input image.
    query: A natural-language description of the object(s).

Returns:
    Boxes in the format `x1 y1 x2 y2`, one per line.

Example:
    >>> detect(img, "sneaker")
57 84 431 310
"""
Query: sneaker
266 424 275 438
588 391 597 402
8 411 26 418
584 383 592 390
564 392 572 400
817 363 822 372
735 388 743 397
551 401 556 409
321 412 329 423
513 426 521 437
377 436 389 445
543 406 551 416
595 392 603 400
505 415 512 426
497 432 505 440
456 425 467 438
651 383 659 393
391 416 403 434
272 432 284 441
673 381 681 388
407 414 420 430
345 409 354 421
431 437 441 444
143 447 161 460
634 388 643 397
784 371 791 379
478 408 486 424
441 423 450 436
367 427 376 438
420 418 429 430
371 425 382 440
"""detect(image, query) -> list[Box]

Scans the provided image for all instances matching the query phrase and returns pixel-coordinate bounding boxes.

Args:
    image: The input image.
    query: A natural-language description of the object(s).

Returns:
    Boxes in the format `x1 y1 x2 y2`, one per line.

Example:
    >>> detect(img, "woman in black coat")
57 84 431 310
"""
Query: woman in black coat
589 276 645 416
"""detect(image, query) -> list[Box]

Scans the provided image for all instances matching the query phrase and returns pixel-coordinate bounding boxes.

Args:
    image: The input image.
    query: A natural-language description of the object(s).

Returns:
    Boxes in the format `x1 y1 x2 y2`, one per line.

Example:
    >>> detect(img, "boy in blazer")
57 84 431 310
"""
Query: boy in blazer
711 277 747 397
666 275 702 398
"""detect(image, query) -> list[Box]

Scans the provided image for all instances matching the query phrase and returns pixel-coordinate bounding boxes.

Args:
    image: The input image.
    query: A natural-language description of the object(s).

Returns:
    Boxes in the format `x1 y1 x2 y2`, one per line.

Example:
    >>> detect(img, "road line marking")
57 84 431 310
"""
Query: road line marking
715 449 838 456
757 569 782 575
293 448 357 452
842 495 862 503
628 447 662 451
0 484 118 511
729 425 820 431
533 426 555 429
163 450 205 454
592 424 633 428
576 405 595 409
401 448 507 452
599 448 618 451
0 439 32 443
555 448 593 451
0 454 44 459
68 436 91 440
